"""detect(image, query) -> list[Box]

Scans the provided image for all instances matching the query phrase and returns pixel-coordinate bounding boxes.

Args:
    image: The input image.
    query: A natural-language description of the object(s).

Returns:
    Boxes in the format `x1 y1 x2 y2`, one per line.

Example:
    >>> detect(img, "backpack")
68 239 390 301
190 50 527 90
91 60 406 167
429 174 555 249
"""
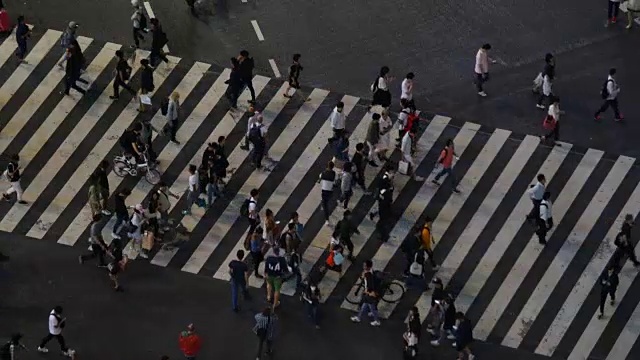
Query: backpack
139 11 148 29
601 79 613 99
409 251 425 276
248 124 263 144
240 199 255 218
160 98 169 116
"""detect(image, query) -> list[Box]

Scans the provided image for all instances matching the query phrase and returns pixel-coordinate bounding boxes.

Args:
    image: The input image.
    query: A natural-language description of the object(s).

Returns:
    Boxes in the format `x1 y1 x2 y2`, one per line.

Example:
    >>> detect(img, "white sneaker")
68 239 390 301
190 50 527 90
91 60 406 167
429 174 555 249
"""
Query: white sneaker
350 316 361 323
478 91 487 97
101 209 112 216
370 320 381 326
63 349 75 357
536 104 545 109
139 252 148 259
427 328 436 335
430 340 440 346
447 334 456 340
37 347 49 353
452 342 457 348
469 354 475 360
111 233 121 239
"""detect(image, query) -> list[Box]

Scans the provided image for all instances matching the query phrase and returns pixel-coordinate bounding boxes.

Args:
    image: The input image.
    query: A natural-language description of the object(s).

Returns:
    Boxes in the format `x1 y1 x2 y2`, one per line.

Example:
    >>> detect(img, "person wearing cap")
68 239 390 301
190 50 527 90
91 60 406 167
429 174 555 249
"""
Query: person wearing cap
178 324 201 360
58 21 78 69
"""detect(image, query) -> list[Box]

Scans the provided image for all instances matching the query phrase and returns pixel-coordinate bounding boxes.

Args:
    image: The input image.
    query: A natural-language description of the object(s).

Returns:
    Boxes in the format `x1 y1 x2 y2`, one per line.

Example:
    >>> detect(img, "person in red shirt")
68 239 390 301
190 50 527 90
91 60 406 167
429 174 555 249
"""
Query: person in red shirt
432 139 460 193
178 324 202 360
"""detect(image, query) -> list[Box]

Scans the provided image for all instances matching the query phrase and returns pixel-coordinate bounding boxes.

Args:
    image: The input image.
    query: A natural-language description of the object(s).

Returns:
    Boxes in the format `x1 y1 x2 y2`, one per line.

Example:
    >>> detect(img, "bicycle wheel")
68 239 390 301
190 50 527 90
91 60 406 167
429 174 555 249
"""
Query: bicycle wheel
113 161 129 177
381 280 405 303
145 168 161 185
345 280 365 305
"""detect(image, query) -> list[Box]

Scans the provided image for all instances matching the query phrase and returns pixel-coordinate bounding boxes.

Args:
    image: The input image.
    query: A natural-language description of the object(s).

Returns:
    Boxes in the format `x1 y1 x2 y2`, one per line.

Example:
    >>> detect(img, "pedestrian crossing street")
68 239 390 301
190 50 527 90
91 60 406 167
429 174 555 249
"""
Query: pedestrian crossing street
1 28 640 360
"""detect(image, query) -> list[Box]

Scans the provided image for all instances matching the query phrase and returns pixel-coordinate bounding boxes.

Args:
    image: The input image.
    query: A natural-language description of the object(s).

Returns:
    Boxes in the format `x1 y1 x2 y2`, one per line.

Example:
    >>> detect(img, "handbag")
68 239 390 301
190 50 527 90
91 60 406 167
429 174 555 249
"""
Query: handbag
399 160 410 175
409 253 424 276
542 115 557 130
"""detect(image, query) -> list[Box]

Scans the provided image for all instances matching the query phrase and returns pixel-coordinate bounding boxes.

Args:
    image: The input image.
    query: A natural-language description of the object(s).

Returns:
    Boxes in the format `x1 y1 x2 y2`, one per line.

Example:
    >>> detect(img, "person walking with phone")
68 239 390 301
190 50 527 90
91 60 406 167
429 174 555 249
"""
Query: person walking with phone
37 306 75 357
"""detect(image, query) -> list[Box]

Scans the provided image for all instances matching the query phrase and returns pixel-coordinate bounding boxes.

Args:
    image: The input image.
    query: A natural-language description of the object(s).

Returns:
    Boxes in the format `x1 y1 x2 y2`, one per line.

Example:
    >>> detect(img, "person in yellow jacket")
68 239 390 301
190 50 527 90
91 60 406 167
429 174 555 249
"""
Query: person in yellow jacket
420 217 440 270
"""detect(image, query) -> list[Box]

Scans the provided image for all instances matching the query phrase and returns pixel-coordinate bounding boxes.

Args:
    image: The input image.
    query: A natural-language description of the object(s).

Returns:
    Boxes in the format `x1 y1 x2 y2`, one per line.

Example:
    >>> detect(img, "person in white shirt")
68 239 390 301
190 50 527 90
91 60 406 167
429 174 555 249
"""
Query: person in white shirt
474 43 492 97
403 324 419 359
542 96 561 146
247 188 260 234
400 128 422 181
594 68 623 121
248 115 269 168
130 2 147 48
401 72 415 108
242 111 260 150
127 203 145 251
377 109 393 160
526 174 546 223
329 102 346 141
535 72 553 109
182 164 200 215
537 191 553 245
165 92 181 144
38 306 74 357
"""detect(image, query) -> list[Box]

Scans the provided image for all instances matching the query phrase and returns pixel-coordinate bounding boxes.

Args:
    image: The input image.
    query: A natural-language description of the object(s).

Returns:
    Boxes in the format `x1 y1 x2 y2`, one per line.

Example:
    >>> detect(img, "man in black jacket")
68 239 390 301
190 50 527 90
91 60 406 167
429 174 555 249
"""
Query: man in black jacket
63 41 86 95
238 50 256 104
334 210 359 261
598 265 619 319
149 18 169 67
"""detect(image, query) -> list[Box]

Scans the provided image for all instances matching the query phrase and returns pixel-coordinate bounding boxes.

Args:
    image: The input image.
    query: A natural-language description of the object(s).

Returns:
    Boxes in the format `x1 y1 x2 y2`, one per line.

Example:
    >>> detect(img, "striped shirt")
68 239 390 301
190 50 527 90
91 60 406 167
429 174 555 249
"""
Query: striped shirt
253 313 278 339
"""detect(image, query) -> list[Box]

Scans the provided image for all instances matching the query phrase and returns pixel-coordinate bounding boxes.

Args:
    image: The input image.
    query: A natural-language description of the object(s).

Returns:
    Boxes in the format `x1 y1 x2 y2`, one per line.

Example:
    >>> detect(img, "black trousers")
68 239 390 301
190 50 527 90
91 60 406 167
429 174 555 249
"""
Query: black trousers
149 49 169 67
536 218 548 244
64 74 86 95
252 144 265 168
595 98 621 119
608 0 620 19
243 77 256 102
377 205 391 242
132 27 145 48
113 77 135 98
39 333 68 352
474 72 486 92
354 170 366 191
321 190 332 220
81 244 106 266
256 334 272 358
599 288 616 314
544 121 560 142
527 199 542 221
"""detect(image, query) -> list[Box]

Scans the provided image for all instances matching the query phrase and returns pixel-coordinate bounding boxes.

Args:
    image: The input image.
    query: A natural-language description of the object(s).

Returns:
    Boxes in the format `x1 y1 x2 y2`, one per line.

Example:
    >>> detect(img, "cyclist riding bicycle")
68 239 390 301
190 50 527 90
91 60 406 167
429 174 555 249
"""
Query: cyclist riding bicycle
119 123 145 164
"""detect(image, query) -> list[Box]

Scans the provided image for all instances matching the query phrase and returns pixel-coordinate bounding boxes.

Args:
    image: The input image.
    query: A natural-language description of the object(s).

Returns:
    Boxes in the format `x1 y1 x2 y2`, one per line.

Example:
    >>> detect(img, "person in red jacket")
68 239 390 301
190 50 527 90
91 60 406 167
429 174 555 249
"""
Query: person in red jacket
178 324 201 360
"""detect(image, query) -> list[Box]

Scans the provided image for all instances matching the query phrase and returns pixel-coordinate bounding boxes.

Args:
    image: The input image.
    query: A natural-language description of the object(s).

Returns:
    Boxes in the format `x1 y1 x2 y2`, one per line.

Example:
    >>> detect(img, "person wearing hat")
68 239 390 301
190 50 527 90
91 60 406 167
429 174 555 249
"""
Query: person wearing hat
58 21 78 69
178 324 201 360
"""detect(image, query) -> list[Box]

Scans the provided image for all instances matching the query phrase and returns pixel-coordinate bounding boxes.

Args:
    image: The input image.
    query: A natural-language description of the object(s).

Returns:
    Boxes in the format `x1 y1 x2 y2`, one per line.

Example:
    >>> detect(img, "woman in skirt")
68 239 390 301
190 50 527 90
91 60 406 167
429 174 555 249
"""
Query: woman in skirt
370 66 392 109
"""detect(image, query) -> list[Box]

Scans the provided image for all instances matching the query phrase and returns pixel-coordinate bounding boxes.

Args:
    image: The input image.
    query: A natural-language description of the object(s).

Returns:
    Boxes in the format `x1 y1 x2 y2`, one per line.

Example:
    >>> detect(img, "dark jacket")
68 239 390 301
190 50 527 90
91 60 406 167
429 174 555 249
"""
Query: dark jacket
455 318 473 346
140 66 154 92
239 57 254 80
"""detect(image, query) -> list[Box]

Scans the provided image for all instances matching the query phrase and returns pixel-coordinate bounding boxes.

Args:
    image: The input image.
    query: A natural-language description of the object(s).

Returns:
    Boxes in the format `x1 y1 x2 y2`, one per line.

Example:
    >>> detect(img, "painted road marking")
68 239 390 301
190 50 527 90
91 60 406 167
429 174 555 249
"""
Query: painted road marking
269 59 281 78
251 20 265 41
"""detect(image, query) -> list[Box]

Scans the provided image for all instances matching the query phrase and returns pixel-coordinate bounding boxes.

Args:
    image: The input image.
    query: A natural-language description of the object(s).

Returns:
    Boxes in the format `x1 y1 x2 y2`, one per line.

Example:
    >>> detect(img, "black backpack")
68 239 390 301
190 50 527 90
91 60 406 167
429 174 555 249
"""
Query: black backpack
600 79 612 99
248 124 263 144
240 199 255 218
160 98 169 116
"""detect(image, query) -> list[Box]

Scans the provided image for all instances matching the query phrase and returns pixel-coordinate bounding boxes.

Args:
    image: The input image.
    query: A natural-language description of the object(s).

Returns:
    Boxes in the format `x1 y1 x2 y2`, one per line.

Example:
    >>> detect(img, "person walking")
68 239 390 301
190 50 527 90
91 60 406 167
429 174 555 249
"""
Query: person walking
248 114 268 170
182 164 201 215
594 68 623 122
535 66 553 109
1 333 27 360
130 2 147 48
612 230 640 267
224 57 244 109
319 161 336 225
626 0 640 28
87 173 102 217
366 113 381 166
283 53 306 100
400 127 423 181
14 16 30 64
37 306 75 357
453 312 475 360
149 18 169 67
328 102 346 142
58 21 78 69
79 214 108 267
178 324 202 360
110 50 136 100
138 58 155 112
253 307 277 359
62 41 86 96
401 72 415 108
403 323 419 359
351 143 370 193
541 96 561 146
350 260 381 326
340 162 354 209
526 174 546 223
2 154 26 204
606 0 622 26
302 281 322 329
377 109 393 161
229 249 251 312
432 139 460 193
536 191 553 245
533 53 555 94
112 188 131 239
370 66 392 109
238 50 256 104
420 217 439 270
474 43 492 97
334 210 360 261
264 247 289 308
94 160 111 215
598 265 619 319
165 92 181 144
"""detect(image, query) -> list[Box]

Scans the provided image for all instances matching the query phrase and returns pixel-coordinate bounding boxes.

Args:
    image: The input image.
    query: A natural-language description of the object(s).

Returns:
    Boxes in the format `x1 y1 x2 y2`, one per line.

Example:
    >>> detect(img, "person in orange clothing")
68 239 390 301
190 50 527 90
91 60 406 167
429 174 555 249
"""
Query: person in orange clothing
432 139 460 193
420 217 439 271
178 324 202 360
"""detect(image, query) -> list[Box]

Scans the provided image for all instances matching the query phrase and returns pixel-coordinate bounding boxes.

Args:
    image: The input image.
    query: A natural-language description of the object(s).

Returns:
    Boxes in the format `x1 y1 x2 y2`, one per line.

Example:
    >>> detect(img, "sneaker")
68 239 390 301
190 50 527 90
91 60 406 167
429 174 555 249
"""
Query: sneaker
430 340 440 346
111 233 121 239
109 95 119 100
536 104 545 109
452 342 457 348
612 17 617 24
413 176 425 182
325 221 330 226
37 347 49 353
350 316 361 323
2 193 9 201
17 200 27 204
101 209 112 216
368 160 378 167
469 354 475 360
610 299 616 305
447 334 456 340
139 252 148 259
78 255 84 264
598 313 604 319
594 115 602 121
370 320 381 326
63 349 75 357
431 179 440 186
478 91 487 97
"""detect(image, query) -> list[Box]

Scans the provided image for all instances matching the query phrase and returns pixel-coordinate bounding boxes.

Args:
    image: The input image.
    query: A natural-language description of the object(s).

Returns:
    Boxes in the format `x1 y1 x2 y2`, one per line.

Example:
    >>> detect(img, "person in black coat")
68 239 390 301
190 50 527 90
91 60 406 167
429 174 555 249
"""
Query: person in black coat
138 58 154 112
225 57 244 109
454 312 474 359
598 265 620 319
149 18 169 67
238 50 256 103
63 40 86 95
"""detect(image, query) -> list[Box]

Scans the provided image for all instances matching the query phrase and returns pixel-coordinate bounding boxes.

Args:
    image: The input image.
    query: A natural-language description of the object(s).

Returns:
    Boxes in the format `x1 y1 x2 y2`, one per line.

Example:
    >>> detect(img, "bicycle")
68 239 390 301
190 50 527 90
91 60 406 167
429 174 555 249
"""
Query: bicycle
345 271 406 305
113 151 160 185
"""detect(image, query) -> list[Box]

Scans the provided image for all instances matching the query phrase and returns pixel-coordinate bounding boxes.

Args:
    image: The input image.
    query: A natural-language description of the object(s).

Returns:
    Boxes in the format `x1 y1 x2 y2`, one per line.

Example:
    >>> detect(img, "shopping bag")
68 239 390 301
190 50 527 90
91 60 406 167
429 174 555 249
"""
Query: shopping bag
542 115 556 130
398 160 410 175
139 94 152 105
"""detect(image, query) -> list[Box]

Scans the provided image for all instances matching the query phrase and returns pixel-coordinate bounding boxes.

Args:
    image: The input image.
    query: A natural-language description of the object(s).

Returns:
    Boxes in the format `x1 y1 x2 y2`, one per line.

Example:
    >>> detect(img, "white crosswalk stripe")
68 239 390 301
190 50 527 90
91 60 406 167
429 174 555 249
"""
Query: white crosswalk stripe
1 28 640 360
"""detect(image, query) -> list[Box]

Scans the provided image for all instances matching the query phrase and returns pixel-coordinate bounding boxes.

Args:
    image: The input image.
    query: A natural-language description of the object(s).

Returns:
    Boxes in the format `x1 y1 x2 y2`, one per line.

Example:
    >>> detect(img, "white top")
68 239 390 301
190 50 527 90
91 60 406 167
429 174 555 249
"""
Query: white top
606 75 620 100
131 11 141 29
475 48 489 74
188 173 198 192
329 107 346 130
246 115 257 136
248 197 258 219
397 108 410 130
48 310 62 335
540 199 552 220
548 103 560 122
542 74 552 96
401 131 412 156
401 78 413 101
529 181 545 201
166 99 179 121
130 211 144 239
404 331 418 346
377 76 389 91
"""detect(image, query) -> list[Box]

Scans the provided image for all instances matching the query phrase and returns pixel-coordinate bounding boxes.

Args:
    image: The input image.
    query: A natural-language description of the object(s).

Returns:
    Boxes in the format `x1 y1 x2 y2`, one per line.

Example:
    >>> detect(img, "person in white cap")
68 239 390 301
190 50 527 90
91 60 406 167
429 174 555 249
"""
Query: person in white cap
58 21 78 69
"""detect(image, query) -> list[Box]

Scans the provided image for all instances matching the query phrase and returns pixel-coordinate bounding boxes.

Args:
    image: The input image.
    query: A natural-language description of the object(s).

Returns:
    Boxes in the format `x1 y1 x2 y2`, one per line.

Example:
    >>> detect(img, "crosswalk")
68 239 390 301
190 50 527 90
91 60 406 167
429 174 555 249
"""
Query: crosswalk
1 28 640 360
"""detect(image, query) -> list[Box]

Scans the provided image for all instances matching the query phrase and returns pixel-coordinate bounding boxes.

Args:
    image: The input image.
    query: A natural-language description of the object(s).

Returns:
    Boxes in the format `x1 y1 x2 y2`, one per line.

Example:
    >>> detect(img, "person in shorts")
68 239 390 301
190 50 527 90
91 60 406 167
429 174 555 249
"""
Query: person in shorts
264 247 288 309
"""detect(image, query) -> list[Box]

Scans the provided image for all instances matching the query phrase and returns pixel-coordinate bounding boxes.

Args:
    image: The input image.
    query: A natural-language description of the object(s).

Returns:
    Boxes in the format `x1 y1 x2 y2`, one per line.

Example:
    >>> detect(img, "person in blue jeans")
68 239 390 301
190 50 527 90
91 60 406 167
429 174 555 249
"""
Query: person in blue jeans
228 249 251 312
302 281 321 329
350 260 381 326
15 16 31 63
111 188 131 239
